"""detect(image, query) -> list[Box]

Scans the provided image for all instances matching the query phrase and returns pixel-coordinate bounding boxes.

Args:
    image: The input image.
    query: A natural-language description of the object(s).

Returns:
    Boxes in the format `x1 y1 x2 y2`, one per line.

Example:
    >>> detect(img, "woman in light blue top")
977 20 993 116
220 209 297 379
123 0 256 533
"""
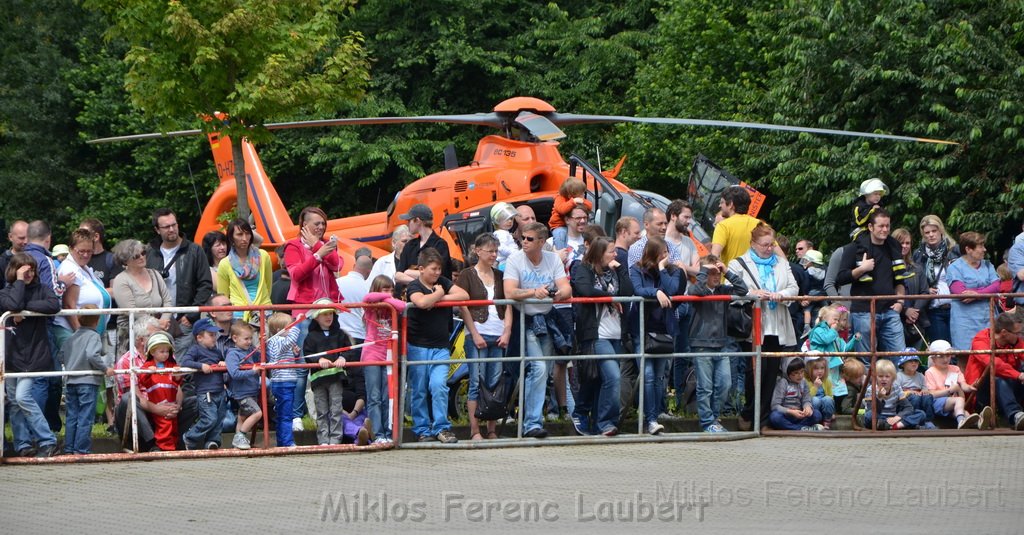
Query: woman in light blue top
946 231 999 353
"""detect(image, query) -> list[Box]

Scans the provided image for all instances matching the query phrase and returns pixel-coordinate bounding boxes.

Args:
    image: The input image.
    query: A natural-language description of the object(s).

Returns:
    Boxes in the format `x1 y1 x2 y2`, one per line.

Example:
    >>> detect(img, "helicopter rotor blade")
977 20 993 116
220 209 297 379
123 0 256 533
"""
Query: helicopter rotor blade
514 111 566 141
87 129 206 144
548 113 958 145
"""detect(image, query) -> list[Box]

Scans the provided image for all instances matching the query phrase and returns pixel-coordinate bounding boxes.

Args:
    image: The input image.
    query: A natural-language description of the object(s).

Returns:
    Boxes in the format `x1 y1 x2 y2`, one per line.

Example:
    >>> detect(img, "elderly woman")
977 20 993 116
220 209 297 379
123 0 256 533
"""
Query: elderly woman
54 229 112 348
947 232 1000 354
368 225 411 282
217 219 272 322
891 228 930 346
202 231 229 292
111 239 172 351
912 214 960 345
728 222 799 427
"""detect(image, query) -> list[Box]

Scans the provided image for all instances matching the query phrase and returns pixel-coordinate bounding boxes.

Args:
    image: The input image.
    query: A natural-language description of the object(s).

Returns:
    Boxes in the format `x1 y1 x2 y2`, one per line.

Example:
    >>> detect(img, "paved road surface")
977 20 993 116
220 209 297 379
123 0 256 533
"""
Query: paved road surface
2 436 1021 533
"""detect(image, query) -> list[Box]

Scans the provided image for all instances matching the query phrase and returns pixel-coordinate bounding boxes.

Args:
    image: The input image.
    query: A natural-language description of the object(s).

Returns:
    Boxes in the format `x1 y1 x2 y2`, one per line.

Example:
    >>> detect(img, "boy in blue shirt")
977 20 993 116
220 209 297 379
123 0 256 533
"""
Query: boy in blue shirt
226 322 264 450
179 318 228 449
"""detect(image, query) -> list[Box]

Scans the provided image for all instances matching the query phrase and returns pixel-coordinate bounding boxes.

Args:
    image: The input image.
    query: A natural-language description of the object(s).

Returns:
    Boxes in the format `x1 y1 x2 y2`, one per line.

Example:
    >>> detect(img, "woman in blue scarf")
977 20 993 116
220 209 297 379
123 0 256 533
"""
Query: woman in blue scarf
217 219 272 322
727 221 799 428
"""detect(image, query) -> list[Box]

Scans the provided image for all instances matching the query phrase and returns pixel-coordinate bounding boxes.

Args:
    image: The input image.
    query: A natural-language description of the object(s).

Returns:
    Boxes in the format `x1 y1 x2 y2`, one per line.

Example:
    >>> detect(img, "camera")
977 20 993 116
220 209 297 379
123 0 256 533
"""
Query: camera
547 287 557 298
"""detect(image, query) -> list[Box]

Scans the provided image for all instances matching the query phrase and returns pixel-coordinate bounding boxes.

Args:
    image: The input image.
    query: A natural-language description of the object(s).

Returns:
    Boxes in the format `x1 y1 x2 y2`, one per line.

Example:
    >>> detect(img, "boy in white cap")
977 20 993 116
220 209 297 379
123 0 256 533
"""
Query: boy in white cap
924 339 985 429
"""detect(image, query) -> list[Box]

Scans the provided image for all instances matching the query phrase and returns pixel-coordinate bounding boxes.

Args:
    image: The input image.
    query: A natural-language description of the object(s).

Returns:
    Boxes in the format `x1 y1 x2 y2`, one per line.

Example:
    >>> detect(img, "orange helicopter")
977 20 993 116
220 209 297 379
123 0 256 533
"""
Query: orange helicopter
91 96 956 271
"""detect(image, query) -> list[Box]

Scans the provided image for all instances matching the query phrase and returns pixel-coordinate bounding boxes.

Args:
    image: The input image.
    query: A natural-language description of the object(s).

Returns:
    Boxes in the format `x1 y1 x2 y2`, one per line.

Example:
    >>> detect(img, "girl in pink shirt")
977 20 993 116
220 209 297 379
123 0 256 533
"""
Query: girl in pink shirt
924 340 983 429
361 275 406 443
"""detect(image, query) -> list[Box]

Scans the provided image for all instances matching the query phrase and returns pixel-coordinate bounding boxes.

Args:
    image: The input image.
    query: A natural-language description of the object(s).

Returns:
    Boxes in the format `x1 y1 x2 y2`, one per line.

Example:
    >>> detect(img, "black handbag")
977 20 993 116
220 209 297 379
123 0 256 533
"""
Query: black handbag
728 257 759 338
475 370 514 420
644 332 675 354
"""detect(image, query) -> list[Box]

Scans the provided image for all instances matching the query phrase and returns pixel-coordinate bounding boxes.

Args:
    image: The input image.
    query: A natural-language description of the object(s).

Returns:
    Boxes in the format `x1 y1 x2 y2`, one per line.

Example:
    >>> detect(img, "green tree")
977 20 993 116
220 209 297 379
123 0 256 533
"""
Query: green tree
85 0 370 220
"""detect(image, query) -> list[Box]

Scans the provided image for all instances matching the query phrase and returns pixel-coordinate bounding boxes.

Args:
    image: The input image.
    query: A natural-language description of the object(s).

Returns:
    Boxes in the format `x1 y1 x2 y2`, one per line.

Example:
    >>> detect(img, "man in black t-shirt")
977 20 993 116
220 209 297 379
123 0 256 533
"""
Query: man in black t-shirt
395 203 452 284
837 209 909 355
405 248 468 444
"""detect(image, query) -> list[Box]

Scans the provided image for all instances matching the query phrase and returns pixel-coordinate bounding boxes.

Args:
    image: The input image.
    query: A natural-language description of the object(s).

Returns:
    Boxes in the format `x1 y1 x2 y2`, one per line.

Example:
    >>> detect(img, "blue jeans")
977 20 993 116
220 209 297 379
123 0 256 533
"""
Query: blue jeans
183 389 227 448
293 317 312 419
925 306 951 348
407 345 451 437
9 378 49 448
769 408 822 430
270 382 296 447
671 304 693 410
975 376 1024 420
464 334 503 402
851 309 906 356
364 363 391 440
522 330 551 433
863 409 927 429
906 393 935 420
574 340 623 433
694 349 731 429
643 354 667 426
726 354 747 414
810 394 836 422
64 383 98 454
5 377 56 451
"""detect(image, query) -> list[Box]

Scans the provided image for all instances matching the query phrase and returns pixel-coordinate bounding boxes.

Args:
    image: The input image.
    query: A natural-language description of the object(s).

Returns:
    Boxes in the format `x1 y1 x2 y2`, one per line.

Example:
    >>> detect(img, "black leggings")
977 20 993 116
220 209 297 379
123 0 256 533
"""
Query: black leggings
740 336 788 424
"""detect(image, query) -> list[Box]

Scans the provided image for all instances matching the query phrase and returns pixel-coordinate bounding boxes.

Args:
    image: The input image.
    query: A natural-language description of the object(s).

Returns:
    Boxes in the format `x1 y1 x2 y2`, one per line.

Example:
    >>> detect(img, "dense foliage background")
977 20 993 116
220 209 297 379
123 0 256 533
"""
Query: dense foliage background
1 0 1021 255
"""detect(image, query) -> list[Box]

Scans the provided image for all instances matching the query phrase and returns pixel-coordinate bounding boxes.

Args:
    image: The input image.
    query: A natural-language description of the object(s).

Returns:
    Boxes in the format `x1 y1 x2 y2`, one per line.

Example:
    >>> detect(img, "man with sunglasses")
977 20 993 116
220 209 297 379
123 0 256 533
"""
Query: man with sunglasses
145 208 213 353
504 222 572 438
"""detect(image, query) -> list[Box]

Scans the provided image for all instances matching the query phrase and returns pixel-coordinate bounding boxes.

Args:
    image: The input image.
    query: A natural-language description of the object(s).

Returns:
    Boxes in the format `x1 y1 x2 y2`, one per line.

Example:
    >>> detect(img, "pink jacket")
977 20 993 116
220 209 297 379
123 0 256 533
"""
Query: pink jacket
283 237 342 315
361 292 406 362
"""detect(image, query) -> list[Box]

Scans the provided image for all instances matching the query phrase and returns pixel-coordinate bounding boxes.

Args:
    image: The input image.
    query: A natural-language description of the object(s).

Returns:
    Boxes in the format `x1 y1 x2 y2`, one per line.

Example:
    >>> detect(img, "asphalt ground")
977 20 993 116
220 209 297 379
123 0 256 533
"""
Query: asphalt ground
1 435 1021 533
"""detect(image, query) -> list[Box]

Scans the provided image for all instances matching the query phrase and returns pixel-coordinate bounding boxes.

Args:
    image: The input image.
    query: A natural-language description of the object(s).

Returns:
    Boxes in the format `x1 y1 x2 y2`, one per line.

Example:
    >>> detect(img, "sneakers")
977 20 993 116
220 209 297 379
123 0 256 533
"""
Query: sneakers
206 441 220 450
800 424 825 431
571 414 591 436
979 406 995 430
524 427 549 439
436 430 458 444
703 424 726 433
601 427 619 437
1014 412 1024 431
372 437 390 445
34 444 58 458
919 422 938 430
292 417 305 432
417 434 437 442
648 422 665 435
232 432 251 450
959 413 980 430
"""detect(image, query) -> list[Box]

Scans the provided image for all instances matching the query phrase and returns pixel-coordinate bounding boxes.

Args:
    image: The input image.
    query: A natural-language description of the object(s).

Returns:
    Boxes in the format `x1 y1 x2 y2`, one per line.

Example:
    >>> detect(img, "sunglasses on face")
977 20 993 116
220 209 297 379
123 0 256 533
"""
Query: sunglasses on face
522 236 538 242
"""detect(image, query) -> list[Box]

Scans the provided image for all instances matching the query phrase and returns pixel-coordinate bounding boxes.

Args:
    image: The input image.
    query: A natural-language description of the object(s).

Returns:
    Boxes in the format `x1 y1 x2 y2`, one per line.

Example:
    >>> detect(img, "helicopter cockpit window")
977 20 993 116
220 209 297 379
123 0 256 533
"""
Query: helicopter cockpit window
444 212 490 261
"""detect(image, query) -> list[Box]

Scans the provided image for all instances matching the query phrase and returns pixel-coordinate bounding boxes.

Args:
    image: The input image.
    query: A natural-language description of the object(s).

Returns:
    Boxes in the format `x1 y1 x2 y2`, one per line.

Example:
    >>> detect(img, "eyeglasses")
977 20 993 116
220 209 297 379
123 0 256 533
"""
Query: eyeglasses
522 236 538 242
568 216 587 221
132 253 145 260
752 240 774 249
157 222 178 230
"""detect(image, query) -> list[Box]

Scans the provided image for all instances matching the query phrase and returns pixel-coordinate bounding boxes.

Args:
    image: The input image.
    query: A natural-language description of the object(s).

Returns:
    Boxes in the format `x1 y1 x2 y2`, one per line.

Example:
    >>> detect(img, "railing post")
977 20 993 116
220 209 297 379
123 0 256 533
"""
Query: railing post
517 305 526 439
259 310 269 449
869 298 878 431
988 297 996 422
397 307 409 447
389 303 399 443
0 312 8 457
128 311 139 453
752 297 763 437
637 298 646 435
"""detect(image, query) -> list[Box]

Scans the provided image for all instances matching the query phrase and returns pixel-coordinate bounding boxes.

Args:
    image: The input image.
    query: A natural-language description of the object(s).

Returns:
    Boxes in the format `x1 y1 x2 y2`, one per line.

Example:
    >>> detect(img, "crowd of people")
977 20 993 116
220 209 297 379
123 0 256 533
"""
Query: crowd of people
3 176 1024 457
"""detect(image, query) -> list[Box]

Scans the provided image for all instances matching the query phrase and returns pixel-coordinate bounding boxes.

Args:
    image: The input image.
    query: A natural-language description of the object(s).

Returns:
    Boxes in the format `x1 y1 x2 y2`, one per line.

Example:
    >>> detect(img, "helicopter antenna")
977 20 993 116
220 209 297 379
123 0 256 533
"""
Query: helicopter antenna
186 162 203 217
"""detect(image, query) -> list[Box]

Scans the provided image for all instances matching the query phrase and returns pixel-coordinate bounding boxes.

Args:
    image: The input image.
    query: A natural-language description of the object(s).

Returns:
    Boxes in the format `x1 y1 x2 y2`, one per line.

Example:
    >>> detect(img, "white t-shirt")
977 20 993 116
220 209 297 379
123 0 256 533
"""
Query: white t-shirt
475 283 506 337
54 259 109 331
503 250 566 316
160 244 181 305
597 305 622 339
367 253 396 282
335 272 369 340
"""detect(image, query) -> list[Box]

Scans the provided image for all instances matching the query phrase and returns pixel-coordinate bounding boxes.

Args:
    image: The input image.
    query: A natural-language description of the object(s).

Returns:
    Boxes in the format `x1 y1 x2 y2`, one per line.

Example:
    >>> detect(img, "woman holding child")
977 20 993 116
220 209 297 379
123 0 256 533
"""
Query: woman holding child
570 237 633 436
729 222 799 426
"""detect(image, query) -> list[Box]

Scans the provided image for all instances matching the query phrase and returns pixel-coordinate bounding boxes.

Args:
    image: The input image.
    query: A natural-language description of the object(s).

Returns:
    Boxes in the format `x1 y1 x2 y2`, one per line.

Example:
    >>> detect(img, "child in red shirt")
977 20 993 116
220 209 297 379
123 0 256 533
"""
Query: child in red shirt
137 332 183 451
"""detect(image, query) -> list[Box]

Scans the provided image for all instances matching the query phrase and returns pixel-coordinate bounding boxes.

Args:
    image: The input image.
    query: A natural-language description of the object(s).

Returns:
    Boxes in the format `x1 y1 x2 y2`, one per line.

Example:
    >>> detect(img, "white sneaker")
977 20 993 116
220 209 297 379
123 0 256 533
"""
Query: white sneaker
372 437 389 445
647 422 665 435
231 432 251 450
292 417 304 432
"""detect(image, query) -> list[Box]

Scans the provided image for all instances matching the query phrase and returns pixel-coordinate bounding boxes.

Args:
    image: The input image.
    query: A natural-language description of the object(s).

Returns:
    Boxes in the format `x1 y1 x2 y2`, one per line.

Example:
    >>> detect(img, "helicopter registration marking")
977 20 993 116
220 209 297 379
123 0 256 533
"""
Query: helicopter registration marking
493 149 517 158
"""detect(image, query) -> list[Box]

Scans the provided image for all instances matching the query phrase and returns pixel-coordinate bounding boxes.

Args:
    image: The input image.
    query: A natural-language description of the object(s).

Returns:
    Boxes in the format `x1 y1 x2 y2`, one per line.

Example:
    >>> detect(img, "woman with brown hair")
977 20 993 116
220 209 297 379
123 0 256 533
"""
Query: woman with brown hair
947 231 999 353
569 236 634 436
890 228 930 346
54 229 112 348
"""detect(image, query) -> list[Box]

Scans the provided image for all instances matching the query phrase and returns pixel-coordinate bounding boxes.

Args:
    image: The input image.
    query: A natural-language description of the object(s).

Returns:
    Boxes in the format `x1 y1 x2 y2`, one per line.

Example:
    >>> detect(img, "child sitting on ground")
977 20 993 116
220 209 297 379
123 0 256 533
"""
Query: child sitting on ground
687 254 747 433
804 357 835 430
304 298 351 446
137 331 182 451
839 358 867 415
58 305 114 455
548 178 593 247
362 275 406 444
863 359 927 430
226 322 264 450
179 318 228 450
266 312 301 447
923 340 985 430
769 357 824 431
895 352 937 429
